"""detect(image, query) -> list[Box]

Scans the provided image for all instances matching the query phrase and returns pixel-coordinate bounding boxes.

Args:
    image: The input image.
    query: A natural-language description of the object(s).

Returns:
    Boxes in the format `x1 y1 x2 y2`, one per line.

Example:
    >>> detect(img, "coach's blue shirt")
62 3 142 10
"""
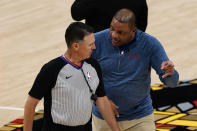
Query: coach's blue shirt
91 29 179 121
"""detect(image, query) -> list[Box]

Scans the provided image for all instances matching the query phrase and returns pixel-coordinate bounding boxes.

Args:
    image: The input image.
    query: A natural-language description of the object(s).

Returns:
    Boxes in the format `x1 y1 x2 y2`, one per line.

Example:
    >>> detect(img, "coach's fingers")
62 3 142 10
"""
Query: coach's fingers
162 69 174 78
161 61 174 70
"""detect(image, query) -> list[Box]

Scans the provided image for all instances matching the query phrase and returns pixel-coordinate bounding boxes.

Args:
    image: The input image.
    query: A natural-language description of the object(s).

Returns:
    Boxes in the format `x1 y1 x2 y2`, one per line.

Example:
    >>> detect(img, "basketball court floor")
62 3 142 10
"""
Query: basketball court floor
0 0 197 129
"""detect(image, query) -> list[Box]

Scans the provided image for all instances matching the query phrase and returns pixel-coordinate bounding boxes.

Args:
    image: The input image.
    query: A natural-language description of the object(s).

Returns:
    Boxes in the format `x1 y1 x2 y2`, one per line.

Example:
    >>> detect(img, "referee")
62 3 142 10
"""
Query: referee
24 22 120 131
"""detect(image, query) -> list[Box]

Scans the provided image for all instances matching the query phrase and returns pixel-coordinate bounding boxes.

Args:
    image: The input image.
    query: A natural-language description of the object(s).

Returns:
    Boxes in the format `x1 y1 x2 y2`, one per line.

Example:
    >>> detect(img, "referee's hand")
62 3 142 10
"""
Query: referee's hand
109 100 119 118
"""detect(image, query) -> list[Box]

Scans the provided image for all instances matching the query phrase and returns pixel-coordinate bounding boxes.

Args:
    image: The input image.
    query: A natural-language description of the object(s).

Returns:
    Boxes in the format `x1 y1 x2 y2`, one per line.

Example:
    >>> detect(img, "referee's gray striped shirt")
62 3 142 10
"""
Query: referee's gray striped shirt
51 62 98 126
29 57 105 127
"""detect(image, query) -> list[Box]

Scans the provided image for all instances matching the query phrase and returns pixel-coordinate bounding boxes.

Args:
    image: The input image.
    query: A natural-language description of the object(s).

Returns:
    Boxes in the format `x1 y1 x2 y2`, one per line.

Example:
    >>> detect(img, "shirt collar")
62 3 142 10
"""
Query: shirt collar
60 55 83 70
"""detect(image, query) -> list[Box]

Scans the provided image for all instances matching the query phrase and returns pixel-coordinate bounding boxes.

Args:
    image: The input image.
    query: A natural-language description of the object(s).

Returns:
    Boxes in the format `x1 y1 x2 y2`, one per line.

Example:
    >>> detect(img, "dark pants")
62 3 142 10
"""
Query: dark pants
41 119 92 131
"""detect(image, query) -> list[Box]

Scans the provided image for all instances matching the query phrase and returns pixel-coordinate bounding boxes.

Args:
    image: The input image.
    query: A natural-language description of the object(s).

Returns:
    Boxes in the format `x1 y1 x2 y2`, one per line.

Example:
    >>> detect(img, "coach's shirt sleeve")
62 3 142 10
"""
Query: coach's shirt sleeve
28 63 56 100
150 37 179 87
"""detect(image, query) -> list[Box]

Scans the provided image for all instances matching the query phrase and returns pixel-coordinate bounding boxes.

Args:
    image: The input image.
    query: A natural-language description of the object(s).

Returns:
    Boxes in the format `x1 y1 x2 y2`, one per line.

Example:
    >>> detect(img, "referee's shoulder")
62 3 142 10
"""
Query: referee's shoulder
41 56 65 71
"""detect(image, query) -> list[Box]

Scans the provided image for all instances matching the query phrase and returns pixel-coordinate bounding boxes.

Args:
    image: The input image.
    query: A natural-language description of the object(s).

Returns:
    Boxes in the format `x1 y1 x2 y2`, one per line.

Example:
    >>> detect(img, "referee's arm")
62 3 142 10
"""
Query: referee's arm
24 95 40 131
96 96 120 131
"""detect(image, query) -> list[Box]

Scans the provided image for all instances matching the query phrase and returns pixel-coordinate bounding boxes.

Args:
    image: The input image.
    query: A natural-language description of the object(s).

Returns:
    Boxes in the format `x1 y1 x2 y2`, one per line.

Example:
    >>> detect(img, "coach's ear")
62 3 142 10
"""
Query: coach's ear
132 26 137 33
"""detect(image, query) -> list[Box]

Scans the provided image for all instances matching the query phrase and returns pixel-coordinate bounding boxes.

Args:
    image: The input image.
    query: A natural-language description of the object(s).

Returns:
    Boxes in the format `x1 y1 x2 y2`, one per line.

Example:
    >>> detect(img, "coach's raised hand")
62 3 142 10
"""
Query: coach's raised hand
161 60 175 78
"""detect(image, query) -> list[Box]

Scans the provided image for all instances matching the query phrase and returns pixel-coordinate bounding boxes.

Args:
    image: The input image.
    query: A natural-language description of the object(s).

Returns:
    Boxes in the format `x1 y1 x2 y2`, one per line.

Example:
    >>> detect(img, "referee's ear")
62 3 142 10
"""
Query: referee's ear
72 42 80 51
